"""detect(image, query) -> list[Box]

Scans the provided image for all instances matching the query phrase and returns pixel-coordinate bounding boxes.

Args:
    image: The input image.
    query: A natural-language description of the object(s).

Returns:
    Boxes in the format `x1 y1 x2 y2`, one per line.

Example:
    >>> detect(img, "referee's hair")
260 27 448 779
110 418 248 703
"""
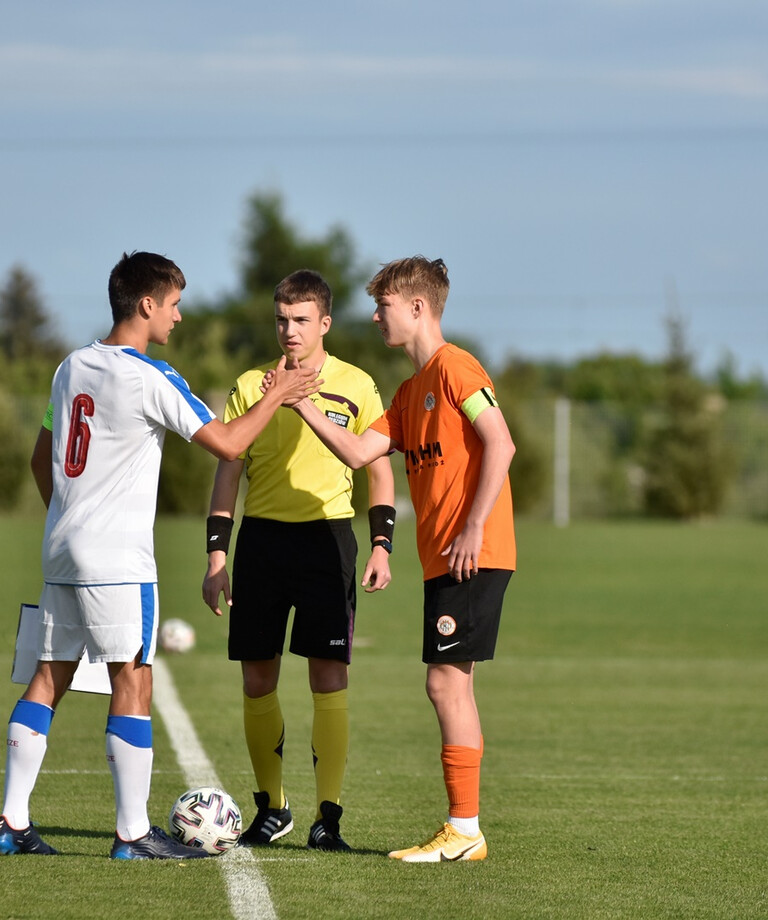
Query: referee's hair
274 270 333 318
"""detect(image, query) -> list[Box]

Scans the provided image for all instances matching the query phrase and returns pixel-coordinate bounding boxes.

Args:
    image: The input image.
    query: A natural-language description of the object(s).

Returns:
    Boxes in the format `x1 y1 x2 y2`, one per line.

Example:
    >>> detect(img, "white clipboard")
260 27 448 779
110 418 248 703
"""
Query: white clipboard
11 603 112 695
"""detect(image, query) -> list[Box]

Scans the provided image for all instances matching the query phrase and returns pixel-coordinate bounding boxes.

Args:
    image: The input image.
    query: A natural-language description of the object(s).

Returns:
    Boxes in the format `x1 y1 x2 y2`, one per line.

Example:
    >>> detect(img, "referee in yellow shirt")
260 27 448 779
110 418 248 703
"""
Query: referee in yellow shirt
202 269 396 852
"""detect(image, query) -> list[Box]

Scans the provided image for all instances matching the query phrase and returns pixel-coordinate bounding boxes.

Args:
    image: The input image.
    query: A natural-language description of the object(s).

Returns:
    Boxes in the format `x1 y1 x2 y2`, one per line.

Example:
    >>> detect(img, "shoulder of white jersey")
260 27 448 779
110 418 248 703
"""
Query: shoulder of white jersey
119 348 213 421
119 347 187 384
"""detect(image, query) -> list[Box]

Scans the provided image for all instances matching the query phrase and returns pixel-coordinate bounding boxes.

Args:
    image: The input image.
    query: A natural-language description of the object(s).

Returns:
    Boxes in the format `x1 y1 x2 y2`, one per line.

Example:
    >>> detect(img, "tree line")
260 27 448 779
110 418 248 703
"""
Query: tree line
2 191 766 519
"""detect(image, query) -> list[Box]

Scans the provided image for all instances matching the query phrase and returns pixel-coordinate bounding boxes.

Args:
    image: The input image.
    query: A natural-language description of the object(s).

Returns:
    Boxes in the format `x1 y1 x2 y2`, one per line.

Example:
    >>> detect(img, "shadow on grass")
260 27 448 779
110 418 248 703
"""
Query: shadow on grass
39 824 113 841
245 840 391 858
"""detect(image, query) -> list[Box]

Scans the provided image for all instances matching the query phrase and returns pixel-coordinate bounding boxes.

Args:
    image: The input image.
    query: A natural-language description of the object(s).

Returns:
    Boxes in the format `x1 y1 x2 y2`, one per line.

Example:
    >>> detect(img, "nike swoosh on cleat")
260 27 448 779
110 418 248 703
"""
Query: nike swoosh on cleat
440 840 484 861
436 641 460 651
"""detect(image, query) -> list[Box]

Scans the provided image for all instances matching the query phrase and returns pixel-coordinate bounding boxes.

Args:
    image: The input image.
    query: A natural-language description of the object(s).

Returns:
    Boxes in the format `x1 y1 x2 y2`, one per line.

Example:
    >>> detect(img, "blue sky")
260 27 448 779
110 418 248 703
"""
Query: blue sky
2 1 767 375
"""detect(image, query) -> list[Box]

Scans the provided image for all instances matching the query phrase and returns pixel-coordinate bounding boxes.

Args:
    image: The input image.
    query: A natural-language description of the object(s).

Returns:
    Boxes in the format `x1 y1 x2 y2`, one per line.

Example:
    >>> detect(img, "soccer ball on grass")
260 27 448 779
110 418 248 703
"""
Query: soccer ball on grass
169 786 242 855
159 618 196 654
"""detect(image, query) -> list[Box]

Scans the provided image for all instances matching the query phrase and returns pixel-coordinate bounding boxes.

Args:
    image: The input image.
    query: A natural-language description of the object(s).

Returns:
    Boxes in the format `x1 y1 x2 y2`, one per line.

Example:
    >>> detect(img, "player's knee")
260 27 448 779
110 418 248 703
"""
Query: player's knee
242 660 280 698
425 663 471 709
425 670 447 708
308 658 348 694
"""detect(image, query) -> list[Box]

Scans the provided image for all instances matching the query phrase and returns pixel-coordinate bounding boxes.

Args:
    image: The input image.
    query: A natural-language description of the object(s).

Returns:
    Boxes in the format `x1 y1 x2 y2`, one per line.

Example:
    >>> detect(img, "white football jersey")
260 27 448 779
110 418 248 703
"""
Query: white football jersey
42 341 215 585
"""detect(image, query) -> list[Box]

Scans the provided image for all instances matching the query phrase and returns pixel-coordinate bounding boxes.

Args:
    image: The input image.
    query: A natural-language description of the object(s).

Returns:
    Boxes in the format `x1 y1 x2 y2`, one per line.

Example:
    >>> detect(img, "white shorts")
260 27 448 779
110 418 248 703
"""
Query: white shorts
38 582 159 665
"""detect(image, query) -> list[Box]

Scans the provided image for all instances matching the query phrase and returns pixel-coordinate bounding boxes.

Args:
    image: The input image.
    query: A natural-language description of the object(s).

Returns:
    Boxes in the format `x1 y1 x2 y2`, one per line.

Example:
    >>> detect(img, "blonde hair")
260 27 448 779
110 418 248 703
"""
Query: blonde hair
366 256 449 317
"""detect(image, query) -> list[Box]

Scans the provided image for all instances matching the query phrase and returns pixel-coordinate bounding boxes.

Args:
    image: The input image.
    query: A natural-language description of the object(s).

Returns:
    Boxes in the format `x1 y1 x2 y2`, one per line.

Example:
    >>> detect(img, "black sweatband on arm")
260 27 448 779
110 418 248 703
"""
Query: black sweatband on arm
206 515 234 554
368 504 396 545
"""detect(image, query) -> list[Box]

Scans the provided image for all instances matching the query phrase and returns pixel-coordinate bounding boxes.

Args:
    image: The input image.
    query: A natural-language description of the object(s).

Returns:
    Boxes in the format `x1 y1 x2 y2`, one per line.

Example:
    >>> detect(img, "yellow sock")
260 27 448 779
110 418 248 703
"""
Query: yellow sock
311 689 349 818
243 690 285 809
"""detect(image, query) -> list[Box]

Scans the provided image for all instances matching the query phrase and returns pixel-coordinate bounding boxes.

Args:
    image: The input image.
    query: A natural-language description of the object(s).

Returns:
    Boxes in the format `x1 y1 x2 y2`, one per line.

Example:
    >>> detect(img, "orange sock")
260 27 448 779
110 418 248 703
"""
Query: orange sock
441 743 483 818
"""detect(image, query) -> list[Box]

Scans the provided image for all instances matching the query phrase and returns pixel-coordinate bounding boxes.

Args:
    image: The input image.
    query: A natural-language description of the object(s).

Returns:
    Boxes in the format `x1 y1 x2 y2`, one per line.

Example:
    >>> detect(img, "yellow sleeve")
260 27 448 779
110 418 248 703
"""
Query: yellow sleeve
355 377 385 433
223 369 267 424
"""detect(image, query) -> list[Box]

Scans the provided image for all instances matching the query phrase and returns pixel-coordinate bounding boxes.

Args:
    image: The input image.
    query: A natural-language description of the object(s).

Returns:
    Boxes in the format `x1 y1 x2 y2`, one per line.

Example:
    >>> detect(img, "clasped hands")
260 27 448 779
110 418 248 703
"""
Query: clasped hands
265 355 323 404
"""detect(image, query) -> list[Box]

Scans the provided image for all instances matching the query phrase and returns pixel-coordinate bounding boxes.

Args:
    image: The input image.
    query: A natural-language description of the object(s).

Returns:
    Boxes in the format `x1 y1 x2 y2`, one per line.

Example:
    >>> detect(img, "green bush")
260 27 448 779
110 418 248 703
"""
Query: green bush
643 385 733 520
0 390 31 511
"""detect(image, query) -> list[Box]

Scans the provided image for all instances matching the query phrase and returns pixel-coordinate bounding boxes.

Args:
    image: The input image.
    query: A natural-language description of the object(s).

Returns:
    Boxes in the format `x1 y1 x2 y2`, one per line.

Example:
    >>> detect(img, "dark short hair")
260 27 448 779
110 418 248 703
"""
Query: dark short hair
273 269 332 317
366 256 449 317
108 251 186 324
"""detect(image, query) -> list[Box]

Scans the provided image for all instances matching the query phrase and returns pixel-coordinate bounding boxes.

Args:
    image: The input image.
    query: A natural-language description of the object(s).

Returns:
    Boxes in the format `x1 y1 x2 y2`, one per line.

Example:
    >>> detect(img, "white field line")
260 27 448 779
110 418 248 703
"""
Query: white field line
152 657 278 920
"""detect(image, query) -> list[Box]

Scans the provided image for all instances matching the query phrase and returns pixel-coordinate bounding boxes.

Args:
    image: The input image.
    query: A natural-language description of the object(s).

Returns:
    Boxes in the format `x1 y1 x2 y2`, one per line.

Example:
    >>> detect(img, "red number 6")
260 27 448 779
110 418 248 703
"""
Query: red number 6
65 394 94 478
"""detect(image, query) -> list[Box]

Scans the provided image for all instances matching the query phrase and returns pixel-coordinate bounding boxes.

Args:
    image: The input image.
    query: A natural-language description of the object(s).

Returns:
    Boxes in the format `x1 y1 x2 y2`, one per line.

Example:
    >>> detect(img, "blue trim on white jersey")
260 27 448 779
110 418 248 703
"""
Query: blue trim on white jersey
122 348 214 425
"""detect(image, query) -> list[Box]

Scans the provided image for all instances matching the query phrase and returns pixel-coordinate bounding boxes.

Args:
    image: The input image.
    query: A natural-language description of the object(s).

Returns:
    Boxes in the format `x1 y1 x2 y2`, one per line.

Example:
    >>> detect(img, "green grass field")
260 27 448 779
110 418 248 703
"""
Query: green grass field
1 514 767 919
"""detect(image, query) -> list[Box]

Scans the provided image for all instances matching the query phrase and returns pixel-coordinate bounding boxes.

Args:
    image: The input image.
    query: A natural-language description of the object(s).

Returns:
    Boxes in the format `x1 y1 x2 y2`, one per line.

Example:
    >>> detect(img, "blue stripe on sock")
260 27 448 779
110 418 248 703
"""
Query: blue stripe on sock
106 715 153 748
10 700 54 734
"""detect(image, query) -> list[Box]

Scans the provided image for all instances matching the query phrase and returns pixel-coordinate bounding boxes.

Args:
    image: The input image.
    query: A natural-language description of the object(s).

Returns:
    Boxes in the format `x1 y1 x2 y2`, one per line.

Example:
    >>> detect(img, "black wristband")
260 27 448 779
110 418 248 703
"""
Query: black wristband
206 515 234 554
368 504 396 544
372 538 393 554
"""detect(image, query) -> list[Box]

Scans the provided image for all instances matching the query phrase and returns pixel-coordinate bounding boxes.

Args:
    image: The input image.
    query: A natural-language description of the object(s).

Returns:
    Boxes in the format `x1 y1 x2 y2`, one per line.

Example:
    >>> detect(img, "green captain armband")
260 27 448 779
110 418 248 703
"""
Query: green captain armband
461 387 499 423
42 402 54 431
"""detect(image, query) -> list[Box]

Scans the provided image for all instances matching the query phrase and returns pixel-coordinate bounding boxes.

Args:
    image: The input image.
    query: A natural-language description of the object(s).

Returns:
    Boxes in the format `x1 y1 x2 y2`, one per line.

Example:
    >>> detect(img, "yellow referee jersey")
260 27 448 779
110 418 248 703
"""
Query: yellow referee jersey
224 354 385 522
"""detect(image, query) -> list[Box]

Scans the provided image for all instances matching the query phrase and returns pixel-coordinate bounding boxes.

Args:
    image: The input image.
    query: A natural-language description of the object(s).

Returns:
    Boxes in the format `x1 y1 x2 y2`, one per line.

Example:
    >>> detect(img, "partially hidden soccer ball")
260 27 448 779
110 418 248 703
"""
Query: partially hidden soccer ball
169 786 242 855
159 618 196 654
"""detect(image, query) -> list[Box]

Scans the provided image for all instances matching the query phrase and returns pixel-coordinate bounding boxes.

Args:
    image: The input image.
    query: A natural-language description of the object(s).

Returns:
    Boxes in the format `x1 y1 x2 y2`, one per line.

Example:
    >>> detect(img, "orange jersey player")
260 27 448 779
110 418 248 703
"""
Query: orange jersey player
275 255 516 862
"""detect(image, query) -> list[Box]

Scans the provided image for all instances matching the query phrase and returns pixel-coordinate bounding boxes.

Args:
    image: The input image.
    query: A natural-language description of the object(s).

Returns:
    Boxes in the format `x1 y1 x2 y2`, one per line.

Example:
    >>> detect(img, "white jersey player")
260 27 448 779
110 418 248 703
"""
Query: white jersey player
43 342 214 586
0 251 320 860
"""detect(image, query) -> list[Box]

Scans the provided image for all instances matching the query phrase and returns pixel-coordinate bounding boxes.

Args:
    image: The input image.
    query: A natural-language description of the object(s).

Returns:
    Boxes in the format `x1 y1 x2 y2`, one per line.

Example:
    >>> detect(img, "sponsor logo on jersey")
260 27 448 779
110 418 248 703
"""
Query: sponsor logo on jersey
326 410 350 428
424 391 436 411
329 638 347 646
405 441 444 475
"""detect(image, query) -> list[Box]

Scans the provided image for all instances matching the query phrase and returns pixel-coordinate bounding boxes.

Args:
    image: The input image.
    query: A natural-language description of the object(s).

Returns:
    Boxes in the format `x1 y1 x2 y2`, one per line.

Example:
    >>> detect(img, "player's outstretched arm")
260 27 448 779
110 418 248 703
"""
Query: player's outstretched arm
193 356 321 461
291 396 394 469
30 426 53 508
202 458 243 616
361 455 395 593
441 406 515 582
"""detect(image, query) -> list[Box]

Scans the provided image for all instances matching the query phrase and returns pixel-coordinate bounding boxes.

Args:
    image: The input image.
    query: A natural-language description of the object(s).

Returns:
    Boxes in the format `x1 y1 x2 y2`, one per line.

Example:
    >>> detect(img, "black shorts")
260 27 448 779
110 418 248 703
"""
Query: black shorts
229 517 357 664
422 569 512 664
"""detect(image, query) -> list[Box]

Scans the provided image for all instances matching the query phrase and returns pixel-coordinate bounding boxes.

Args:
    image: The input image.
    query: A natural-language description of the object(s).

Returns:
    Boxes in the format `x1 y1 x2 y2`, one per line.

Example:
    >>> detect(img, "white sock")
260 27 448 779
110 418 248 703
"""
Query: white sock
106 732 152 841
2 720 50 829
448 814 480 837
